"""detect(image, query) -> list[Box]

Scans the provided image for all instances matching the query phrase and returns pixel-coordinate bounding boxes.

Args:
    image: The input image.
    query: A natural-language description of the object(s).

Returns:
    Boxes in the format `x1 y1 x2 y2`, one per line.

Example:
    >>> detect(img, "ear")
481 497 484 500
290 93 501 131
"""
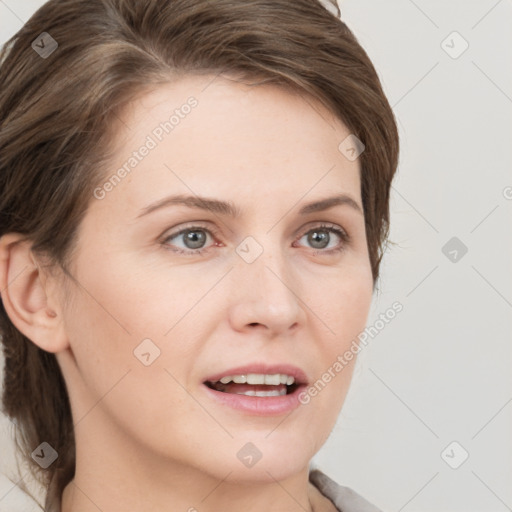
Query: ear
0 233 69 353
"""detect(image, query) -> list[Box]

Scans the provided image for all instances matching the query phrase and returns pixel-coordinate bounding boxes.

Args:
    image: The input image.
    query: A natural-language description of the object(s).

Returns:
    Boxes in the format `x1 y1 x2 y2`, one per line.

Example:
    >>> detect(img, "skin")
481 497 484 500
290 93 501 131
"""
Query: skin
0 74 373 512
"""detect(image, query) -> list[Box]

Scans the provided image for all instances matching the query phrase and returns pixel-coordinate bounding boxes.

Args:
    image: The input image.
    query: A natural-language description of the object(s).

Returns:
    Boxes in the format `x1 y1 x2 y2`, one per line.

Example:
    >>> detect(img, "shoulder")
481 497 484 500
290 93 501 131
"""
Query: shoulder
309 469 384 512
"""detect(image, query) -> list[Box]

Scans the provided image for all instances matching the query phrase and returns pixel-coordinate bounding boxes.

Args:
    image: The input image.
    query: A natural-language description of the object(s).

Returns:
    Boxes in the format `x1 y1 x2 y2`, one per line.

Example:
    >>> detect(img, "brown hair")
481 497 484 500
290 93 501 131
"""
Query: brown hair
0 0 399 509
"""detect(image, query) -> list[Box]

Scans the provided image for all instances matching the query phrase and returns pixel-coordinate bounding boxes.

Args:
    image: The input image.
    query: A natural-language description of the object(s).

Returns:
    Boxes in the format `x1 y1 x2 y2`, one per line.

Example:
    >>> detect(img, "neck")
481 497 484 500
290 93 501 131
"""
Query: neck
59 417 325 512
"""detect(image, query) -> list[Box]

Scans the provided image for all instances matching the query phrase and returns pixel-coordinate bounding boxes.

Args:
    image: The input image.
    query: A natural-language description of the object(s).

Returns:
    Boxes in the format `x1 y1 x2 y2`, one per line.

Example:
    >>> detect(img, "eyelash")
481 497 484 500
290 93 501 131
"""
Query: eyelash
161 223 350 257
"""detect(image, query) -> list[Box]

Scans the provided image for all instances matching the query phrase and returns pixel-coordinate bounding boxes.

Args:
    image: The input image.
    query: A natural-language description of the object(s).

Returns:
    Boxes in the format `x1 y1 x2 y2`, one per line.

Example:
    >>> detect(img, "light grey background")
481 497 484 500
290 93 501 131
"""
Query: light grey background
1 1 511 511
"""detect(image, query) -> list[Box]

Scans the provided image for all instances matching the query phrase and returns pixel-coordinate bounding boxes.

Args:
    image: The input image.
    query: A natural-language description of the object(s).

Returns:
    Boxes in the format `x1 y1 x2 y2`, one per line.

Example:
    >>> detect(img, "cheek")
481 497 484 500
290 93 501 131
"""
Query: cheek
60 269 205 454
67 249 180 341
62 249 210 396
305 261 373 406
312 260 374 342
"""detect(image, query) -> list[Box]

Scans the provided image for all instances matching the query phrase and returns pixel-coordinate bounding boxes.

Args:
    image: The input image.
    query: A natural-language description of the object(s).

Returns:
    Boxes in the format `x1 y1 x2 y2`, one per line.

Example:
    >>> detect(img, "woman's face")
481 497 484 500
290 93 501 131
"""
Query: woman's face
56 74 374 483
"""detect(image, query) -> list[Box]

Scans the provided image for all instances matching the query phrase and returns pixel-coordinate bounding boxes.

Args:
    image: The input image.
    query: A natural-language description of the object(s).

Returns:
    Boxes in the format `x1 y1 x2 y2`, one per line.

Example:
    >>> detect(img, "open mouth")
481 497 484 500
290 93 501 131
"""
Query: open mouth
204 373 300 397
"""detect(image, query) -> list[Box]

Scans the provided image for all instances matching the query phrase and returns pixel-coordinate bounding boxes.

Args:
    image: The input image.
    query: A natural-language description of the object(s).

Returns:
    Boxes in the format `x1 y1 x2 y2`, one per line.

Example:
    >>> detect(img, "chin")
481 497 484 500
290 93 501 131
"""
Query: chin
194 429 320 484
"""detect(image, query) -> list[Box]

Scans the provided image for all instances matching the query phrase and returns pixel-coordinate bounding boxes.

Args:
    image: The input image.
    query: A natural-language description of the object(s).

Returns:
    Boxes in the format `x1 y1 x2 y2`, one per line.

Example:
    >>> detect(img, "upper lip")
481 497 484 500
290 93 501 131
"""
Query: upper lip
204 363 309 385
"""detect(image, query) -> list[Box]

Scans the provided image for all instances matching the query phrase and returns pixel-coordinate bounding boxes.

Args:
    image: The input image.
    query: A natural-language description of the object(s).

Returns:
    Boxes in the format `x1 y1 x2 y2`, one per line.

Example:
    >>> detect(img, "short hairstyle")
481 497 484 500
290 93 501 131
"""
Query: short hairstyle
0 0 399 509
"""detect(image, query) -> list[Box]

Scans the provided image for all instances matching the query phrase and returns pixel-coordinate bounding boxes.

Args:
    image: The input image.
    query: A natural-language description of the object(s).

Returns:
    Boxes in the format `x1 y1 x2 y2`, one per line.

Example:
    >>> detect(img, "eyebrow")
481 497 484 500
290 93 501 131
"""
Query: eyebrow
136 193 363 219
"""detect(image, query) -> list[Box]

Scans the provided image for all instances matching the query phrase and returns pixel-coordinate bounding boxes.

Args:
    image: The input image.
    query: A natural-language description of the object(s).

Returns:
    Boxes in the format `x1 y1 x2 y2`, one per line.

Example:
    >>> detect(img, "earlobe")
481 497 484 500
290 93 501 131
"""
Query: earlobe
0 233 69 353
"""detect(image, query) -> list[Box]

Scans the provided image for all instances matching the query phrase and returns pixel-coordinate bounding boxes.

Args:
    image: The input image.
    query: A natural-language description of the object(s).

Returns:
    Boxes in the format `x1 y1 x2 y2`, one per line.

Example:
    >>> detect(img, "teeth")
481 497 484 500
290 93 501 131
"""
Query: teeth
264 374 280 385
215 373 296 386
234 389 287 397
247 373 265 384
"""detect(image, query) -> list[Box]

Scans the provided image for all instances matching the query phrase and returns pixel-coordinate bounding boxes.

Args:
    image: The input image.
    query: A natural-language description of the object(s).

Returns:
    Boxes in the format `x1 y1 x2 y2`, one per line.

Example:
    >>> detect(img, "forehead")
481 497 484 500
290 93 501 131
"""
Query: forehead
95 74 362 218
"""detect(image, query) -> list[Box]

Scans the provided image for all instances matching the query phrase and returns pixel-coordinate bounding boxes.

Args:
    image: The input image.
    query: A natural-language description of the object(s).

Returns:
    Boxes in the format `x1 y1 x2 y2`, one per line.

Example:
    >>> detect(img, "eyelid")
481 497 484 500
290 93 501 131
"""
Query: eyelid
295 221 349 240
160 222 221 251
294 222 350 254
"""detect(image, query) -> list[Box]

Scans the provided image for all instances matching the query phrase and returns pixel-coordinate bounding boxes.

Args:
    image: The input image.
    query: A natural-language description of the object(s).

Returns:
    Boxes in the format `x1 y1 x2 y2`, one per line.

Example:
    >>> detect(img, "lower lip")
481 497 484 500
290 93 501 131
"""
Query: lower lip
202 384 307 416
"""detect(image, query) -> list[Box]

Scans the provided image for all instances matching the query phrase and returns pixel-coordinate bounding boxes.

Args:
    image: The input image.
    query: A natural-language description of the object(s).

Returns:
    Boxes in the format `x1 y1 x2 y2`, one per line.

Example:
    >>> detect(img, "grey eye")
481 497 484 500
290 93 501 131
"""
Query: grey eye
307 229 331 249
180 229 208 249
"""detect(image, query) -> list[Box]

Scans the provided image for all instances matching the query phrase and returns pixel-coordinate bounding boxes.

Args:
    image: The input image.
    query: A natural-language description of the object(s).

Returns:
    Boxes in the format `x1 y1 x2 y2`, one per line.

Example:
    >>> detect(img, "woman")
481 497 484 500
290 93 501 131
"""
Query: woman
0 0 399 510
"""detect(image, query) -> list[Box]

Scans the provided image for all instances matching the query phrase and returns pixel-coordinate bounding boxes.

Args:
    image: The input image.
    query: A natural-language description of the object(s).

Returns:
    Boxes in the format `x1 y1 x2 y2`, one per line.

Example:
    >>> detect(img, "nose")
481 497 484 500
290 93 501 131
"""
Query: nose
228 242 305 336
